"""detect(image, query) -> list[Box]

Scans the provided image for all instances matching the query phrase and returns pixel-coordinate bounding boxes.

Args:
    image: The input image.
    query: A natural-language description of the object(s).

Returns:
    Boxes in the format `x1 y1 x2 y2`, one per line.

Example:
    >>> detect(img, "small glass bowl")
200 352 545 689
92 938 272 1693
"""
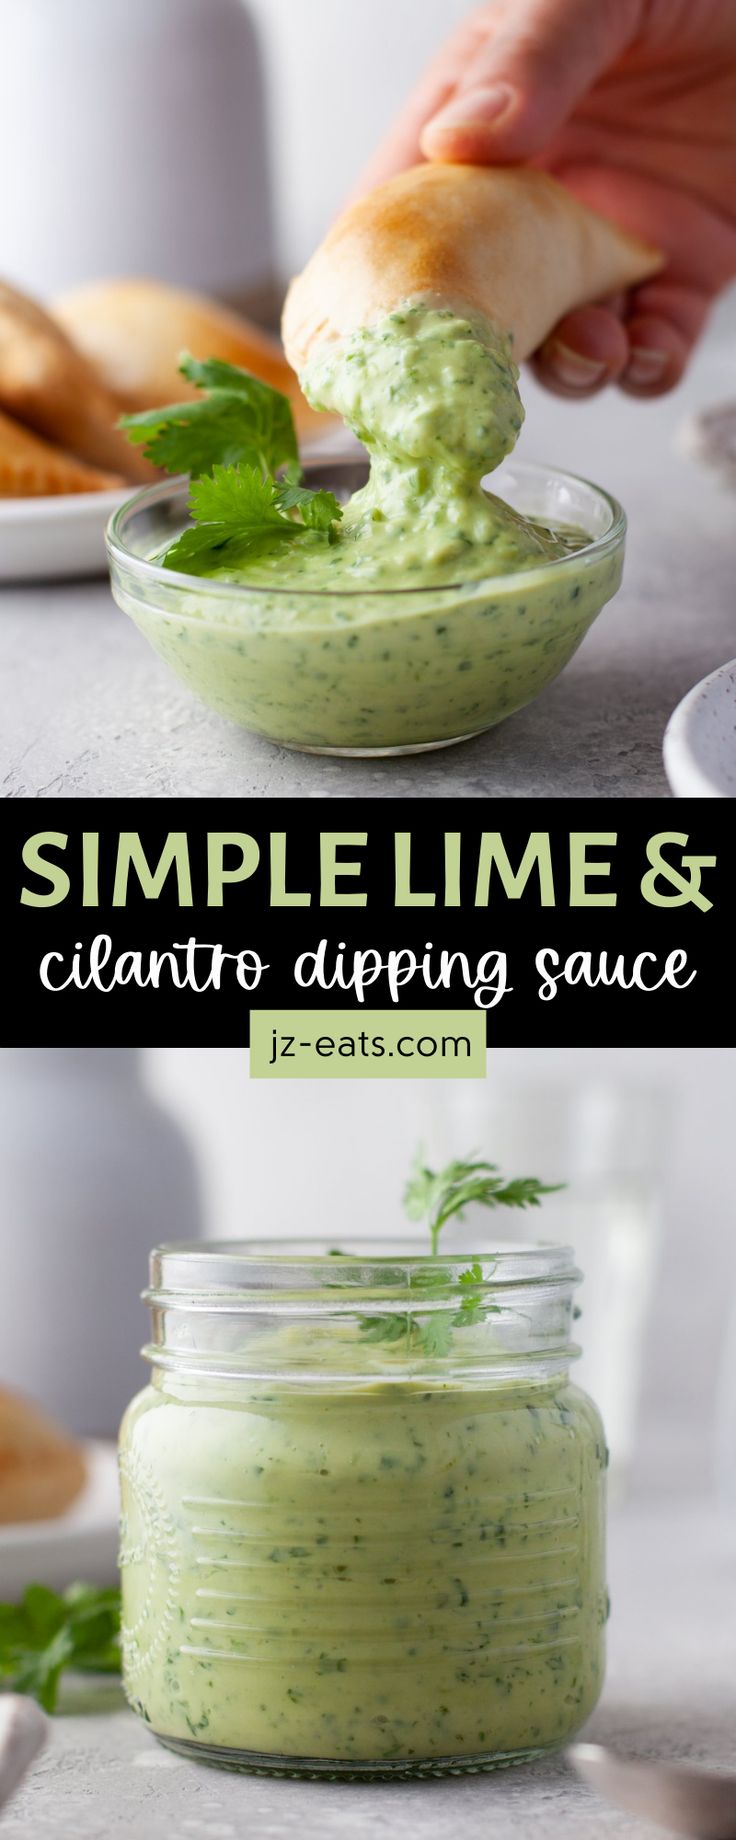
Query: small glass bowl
106 459 625 757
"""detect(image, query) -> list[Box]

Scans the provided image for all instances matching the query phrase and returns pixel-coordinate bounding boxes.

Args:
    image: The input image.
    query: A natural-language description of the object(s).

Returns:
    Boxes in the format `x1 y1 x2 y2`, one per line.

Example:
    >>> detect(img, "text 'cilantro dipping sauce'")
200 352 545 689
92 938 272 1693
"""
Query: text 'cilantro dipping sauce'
119 1238 608 1779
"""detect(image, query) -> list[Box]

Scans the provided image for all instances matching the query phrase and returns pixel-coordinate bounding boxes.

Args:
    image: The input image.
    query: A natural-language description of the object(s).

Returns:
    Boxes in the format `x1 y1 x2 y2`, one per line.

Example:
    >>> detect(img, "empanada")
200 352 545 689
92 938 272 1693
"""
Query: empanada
0 1387 86 1524
283 163 662 371
54 278 333 443
0 407 121 497
0 280 154 482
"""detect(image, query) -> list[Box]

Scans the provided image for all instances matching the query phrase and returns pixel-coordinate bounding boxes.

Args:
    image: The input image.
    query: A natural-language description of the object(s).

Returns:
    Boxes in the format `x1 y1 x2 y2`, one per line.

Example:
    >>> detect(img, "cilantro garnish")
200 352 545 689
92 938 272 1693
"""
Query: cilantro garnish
0 1583 121 1712
405 1152 560 1258
276 470 342 531
120 352 298 479
119 354 342 575
358 1150 562 1356
161 464 301 575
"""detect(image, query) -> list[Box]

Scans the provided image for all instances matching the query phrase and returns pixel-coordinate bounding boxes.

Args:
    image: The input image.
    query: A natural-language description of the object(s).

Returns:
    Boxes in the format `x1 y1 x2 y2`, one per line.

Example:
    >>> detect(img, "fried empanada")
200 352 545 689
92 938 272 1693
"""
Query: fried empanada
283 163 662 371
53 277 334 442
0 280 154 482
0 407 121 497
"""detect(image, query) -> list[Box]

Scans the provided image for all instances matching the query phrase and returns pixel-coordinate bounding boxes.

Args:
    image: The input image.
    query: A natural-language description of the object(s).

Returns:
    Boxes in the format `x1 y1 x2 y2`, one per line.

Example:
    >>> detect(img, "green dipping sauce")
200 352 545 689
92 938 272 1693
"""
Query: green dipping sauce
113 303 624 751
119 1353 607 1774
213 305 577 594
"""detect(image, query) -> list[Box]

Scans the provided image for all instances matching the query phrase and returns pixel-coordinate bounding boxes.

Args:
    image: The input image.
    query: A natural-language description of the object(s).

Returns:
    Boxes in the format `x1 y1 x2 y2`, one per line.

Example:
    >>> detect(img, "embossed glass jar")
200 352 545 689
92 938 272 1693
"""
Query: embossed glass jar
118 1241 608 1780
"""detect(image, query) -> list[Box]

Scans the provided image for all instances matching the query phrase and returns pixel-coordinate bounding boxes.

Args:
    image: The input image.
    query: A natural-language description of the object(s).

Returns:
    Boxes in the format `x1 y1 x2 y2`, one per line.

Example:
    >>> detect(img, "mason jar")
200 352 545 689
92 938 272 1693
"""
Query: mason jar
119 1241 608 1779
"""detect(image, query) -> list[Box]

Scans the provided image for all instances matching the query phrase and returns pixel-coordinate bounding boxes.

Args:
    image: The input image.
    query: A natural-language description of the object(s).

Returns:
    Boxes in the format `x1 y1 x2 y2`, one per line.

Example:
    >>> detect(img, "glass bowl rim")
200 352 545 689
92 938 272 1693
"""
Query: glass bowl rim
105 458 626 606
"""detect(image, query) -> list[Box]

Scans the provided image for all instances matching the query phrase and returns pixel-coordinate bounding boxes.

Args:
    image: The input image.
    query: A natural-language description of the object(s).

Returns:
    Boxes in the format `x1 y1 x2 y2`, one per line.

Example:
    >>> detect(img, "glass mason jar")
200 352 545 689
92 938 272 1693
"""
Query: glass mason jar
119 1241 608 1780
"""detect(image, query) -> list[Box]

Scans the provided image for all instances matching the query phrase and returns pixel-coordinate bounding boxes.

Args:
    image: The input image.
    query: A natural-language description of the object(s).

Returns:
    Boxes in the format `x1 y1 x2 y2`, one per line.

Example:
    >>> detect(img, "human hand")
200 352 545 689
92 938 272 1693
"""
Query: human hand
355 0 736 397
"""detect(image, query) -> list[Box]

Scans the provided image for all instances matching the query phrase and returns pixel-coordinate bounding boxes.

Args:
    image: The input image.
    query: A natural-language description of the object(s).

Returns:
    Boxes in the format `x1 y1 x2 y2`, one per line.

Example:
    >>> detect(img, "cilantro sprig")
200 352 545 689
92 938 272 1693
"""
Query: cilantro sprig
160 465 301 576
359 1258 490 1360
358 1149 562 1356
120 353 299 479
405 1152 560 1257
120 354 342 575
0 1583 121 1712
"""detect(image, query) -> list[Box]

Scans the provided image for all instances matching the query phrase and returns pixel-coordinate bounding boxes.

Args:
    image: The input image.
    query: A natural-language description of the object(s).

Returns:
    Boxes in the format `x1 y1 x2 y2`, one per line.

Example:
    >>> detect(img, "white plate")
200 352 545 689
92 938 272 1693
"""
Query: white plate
663 657 736 799
0 1441 119 1598
0 432 348 585
0 489 129 583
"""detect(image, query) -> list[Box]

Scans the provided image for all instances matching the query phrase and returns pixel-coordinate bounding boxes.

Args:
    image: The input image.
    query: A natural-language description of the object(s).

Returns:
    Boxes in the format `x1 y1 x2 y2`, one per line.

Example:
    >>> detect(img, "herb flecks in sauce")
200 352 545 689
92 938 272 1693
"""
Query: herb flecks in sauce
119 1149 607 1769
120 1377 607 1767
118 308 622 751
206 305 585 592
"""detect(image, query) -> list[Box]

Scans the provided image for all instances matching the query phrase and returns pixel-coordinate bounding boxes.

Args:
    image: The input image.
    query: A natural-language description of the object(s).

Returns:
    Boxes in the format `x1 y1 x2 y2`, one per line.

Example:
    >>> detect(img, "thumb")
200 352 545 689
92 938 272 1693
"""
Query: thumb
421 0 641 164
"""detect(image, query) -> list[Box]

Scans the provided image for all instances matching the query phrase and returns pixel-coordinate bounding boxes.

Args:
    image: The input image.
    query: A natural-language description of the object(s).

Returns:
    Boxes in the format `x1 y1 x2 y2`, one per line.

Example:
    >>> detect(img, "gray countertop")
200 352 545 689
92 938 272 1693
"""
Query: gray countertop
4 1499 735 1840
1 309 734 801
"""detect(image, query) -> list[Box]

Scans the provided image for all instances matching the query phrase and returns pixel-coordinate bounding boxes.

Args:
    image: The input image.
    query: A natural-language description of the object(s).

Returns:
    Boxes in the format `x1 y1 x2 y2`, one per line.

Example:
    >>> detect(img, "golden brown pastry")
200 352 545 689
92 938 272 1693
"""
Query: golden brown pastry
0 1388 86 1524
0 281 154 482
53 278 334 443
282 162 662 371
0 408 122 497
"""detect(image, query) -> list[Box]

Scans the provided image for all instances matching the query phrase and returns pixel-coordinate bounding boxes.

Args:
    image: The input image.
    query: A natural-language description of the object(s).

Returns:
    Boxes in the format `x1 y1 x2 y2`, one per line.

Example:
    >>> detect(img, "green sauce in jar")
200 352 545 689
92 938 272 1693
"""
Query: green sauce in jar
118 1250 608 1779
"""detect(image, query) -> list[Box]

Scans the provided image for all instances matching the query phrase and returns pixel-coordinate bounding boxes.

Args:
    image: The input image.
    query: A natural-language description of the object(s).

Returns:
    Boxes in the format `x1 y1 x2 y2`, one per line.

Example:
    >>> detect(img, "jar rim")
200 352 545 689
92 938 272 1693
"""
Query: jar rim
142 1239 582 1383
146 1238 581 1305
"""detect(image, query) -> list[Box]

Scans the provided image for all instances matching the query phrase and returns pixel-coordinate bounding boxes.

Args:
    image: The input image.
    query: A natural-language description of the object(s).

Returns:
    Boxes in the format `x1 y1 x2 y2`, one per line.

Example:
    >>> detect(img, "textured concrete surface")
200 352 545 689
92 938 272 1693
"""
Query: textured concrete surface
1 312 734 801
4 1501 735 1839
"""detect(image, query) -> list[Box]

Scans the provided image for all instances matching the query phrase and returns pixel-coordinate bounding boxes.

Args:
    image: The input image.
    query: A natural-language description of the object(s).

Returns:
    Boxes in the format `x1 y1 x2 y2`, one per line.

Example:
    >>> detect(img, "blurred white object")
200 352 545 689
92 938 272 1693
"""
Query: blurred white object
663 658 736 800
715 1293 736 1513
678 401 736 488
240 0 471 277
412 1072 668 1488
0 1441 118 1597
1 0 273 301
0 488 128 584
0 1697 47 1816
0 1050 201 1436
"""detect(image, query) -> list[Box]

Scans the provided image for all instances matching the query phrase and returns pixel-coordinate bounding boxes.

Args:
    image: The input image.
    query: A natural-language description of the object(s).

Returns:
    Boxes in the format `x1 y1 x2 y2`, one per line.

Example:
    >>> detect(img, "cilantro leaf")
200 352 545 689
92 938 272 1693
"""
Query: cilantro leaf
0 1583 121 1713
358 1260 496 1358
417 1312 456 1359
458 1259 484 1287
357 1152 563 1354
162 463 300 574
359 1314 411 1345
276 478 343 530
121 352 344 576
404 1149 562 1256
161 460 344 574
120 352 298 480
188 463 296 534
177 354 279 397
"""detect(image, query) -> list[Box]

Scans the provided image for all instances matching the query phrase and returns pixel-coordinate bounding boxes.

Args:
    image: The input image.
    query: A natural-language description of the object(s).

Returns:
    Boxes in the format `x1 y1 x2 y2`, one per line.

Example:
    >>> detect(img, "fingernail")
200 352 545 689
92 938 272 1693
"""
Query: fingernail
624 347 670 387
428 83 516 135
543 340 608 391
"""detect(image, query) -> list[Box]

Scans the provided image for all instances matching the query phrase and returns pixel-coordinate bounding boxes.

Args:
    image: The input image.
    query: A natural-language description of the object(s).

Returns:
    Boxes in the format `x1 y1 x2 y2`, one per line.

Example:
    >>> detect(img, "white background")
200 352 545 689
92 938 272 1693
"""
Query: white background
1 0 474 298
239 0 475 275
